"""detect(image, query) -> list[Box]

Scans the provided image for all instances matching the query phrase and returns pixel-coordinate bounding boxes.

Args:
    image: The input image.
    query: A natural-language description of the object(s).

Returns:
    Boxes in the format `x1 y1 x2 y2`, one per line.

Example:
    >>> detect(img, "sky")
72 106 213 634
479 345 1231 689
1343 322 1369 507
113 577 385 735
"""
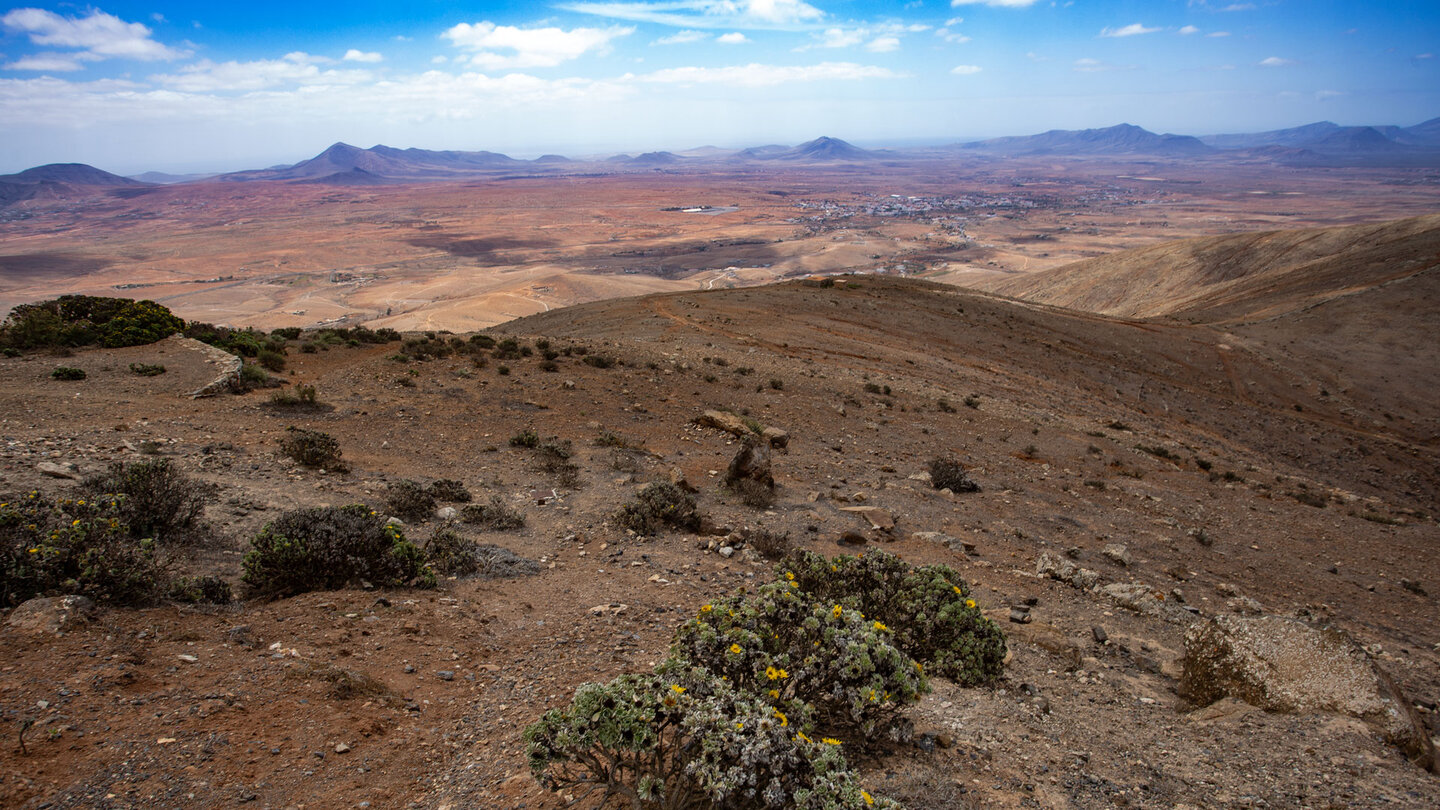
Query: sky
0 1 1436 174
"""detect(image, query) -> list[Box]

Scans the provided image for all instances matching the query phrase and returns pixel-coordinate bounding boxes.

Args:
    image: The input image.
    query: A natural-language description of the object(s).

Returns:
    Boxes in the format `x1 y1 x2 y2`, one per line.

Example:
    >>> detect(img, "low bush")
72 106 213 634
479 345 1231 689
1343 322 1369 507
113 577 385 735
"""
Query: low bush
666 580 927 739
509 429 540 448
746 527 792 561
526 670 900 810
128 362 166 377
460 496 526 530
426 479 472 503
51 366 86 381
582 354 615 369
278 427 347 472
384 479 436 521
80 459 213 545
425 526 539 579
1 491 165 606
167 574 233 604
257 348 287 372
614 482 702 535
241 504 433 597
784 550 1006 686
1 295 183 350
267 384 320 409
928 457 980 493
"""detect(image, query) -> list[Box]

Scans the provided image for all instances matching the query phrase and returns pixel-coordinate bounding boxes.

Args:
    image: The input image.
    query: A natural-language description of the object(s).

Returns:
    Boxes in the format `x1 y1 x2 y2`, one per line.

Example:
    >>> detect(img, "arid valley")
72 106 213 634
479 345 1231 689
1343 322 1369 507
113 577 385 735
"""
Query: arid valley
1 138 1438 810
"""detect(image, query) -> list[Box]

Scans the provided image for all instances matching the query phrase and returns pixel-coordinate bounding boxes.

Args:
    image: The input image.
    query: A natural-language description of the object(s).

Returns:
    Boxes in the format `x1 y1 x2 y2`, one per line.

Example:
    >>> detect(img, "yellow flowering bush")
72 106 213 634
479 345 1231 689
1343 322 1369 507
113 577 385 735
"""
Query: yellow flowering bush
783 549 1007 686
0 490 164 606
665 580 927 741
524 670 902 809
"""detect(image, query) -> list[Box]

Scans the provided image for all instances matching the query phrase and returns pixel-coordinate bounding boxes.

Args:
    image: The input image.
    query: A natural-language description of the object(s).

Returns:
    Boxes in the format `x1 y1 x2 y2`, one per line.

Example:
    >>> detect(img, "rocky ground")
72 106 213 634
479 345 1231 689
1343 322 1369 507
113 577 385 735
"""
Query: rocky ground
1 277 1436 809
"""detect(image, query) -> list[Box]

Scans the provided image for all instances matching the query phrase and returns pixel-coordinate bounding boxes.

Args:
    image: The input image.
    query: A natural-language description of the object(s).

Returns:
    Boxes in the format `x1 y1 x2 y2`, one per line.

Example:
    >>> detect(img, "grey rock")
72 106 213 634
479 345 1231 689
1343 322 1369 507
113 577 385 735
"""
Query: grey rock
1008 606 1033 624
725 440 774 490
718 545 736 558
1036 552 1100 590
6 595 95 635
435 506 458 521
761 426 789 450
911 531 967 555
1091 626 1108 644
37 461 81 479
435 670 455 681
1102 543 1132 567
1181 614 1435 772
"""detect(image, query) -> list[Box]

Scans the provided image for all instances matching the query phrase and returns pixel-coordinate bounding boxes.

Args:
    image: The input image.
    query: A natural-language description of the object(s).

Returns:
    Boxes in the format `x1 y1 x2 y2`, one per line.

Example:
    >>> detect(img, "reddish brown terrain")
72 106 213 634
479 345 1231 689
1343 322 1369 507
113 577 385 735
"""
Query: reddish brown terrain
3 156 1439 333
1 207 1437 810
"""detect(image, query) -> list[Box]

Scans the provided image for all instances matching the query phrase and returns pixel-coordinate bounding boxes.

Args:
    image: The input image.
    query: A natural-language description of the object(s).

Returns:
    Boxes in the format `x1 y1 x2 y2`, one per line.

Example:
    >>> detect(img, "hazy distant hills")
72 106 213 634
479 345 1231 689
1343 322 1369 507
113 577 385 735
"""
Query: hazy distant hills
961 124 1213 157
4 117 1439 197
0 162 147 207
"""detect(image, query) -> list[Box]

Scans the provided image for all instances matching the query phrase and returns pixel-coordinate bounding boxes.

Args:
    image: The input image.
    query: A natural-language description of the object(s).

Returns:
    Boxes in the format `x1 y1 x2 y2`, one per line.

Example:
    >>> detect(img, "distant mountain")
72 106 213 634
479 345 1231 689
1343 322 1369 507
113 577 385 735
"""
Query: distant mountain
4 163 145 186
963 124 1213 156
130 171 218 184
731 136 878 162
1200 121 1343 149
1305 126 1408 154
631 151 683 165
218 142 539 183
0 162 147 208
1397 116 1440 146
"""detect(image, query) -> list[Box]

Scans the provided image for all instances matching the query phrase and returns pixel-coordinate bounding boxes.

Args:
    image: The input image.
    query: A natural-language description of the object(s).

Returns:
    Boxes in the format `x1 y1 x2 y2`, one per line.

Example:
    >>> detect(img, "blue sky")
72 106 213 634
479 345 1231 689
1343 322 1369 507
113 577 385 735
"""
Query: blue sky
0 0 1436 173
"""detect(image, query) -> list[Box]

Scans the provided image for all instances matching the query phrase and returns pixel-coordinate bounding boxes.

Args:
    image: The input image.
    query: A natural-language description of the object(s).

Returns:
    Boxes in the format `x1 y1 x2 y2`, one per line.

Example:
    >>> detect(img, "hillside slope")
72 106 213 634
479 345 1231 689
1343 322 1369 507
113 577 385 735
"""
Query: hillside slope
0 276 1435 808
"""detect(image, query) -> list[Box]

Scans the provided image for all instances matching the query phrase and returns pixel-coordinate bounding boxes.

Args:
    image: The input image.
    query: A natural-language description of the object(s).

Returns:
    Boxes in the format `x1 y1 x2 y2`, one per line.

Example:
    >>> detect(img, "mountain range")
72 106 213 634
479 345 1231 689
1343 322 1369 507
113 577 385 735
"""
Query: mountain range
2 118 1438 197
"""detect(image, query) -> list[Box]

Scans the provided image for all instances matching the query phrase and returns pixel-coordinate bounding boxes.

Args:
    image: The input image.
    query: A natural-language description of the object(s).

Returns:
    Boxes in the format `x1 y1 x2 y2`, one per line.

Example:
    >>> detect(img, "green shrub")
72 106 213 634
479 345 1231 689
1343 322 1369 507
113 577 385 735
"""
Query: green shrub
384 480 436 521
460 496 525 530
665 580 927 739
582 354 615 369
128 362 166 377
268 383 319 408
0 491 164 606
614 482 702 535
525 671 900 810
928 457 979 493
425 527 539 579
237 362 272 389
167 575 233 604
426 479 472 503
784 550 1006 686
51 366 86 381
509 429 540 448
80 459 213 545
1 295 182 350
278 427 347 472
241 504 434 597
257 348 287 372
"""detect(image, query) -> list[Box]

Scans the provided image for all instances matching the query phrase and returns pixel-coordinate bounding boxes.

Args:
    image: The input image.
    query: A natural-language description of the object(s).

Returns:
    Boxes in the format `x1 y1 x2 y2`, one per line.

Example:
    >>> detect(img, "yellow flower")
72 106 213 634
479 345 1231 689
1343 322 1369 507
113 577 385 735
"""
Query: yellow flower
28 548 38 554
671 684 686 694
832 604 843 618
830 564 837 571
862 789 874 805
822 737 841 745
965 598 977 609
730 643 743 654
873 621 888 632
700 604 713 613
71 519 81 526
796 731 812 743
789 581 798 589
735 722 744 730
773 709 788 727
784 571 795 581
768 689 779 699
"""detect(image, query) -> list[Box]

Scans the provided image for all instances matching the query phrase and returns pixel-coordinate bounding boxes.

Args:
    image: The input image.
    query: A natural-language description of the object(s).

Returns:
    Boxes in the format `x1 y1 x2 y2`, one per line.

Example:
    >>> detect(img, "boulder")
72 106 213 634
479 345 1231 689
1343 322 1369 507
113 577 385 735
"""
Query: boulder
37 461 82 480
724 440 773 490
1036 552 1100 590
911 531 969 555
839 506 894 531
1102 543 1133 567
6 595 95 635
761 426 789 450
695 410 752 438
1181 614 1435 772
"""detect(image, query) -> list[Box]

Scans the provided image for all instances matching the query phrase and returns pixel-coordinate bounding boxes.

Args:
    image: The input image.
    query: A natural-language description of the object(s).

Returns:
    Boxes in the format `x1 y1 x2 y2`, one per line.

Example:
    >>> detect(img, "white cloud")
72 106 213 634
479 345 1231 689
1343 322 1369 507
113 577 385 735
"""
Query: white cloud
1178 25 1200 35
442 22 634 69
634 61 905 87
950 64 982 75
717 32 750 44
950 0 1037 7
151 53 375 92
0 8 187 62
1315 89 1345 101
343 49 383 63
5 52 96 72
654 29 709 44
1221 3 1255 10
936 27 971 44
1073 57 1132 72
561 0 825 30
1206 31 1230 37
945 17 965 26
867 36 900 53
1099 23 1159 38
1415 53 1434 60
431 55 449 64
800 23 928 51
1258 56 1295 67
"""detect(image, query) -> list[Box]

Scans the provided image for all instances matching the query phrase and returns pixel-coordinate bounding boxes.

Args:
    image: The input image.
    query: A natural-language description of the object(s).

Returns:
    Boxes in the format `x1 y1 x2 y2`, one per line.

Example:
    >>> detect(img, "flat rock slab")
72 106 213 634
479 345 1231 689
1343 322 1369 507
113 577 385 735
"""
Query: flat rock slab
6 595 95 635
1181 614 1435 772
839 506 894 530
